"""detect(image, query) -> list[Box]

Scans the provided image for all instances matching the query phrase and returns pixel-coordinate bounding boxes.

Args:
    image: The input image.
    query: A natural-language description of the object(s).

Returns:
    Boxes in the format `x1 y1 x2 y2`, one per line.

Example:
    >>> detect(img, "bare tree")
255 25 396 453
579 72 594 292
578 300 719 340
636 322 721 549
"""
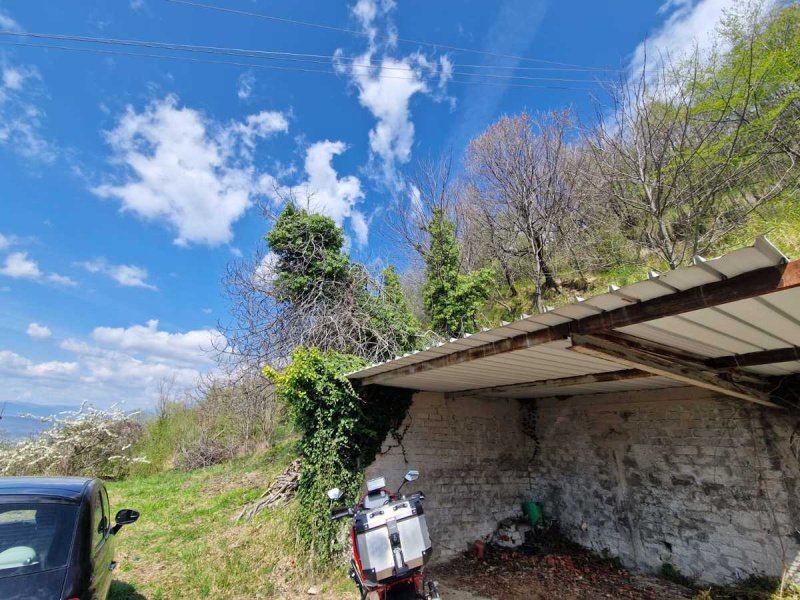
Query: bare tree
465 110 582 312
156 375 177 422
389 154 464 266
583 40 795 270
191 366 283 450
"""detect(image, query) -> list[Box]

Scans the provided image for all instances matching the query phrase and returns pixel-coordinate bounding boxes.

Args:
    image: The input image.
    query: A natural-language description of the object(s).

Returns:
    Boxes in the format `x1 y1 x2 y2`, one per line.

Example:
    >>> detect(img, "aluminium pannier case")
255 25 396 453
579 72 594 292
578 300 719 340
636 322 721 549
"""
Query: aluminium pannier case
353 496 432 583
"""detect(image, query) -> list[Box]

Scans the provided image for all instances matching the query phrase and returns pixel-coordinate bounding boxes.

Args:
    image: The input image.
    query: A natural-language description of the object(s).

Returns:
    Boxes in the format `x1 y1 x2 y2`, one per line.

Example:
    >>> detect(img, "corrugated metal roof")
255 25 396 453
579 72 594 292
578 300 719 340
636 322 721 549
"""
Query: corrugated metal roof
348 237 800 400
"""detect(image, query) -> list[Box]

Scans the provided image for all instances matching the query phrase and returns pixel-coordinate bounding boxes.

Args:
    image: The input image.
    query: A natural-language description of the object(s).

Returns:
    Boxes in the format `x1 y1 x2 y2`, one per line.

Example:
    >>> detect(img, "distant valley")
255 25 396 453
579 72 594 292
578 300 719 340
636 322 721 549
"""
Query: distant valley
0 401 79 442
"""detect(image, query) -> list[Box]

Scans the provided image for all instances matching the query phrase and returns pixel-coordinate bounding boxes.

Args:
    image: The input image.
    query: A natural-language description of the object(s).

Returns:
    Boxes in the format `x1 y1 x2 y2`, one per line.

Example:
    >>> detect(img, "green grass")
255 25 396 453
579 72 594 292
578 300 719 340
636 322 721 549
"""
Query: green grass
716 193 800 259
106 443 354 600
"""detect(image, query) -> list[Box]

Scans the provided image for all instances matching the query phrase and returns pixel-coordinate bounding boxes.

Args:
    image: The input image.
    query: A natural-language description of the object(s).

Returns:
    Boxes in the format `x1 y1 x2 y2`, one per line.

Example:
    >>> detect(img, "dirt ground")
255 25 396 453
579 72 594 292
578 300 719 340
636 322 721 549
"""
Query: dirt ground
429 547 695 600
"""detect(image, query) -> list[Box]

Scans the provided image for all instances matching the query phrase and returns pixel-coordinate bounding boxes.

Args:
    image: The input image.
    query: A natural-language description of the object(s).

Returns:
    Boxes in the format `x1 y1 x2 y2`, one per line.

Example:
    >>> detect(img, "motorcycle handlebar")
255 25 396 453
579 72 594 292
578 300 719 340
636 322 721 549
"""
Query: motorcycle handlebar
329 506 354 521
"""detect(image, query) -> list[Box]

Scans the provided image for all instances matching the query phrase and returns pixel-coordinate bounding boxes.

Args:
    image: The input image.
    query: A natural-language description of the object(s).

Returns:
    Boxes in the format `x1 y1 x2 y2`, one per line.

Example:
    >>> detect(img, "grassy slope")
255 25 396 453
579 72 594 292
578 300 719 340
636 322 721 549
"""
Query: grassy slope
481 194 800 323
106 444 353 600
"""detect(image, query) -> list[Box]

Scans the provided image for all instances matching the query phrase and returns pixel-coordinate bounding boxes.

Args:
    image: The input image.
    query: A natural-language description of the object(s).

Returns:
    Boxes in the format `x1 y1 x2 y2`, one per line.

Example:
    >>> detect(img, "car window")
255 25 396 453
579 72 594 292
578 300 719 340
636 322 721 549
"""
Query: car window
0 502 78 579
92 489 108 549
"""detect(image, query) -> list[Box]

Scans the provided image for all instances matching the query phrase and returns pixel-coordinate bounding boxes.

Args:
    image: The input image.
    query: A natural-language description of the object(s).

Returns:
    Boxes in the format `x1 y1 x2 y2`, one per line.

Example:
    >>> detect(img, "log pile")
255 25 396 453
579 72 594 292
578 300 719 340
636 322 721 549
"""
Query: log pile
237 458 301 521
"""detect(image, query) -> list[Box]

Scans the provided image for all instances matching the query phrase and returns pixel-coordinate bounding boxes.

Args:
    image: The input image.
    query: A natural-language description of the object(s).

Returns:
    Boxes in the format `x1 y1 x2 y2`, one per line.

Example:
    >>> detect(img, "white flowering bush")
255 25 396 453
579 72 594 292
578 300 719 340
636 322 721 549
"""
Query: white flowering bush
0 403 148 480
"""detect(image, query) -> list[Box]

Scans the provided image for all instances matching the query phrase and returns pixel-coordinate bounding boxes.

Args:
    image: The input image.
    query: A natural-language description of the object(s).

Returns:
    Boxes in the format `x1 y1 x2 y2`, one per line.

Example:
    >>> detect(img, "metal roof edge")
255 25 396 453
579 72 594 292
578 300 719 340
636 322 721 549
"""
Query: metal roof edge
346 237 788 380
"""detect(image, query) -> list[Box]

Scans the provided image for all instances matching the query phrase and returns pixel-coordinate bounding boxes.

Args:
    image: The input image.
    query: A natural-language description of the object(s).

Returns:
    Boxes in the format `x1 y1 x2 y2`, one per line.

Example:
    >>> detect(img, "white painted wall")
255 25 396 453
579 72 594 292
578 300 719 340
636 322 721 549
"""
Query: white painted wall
367 387 800 584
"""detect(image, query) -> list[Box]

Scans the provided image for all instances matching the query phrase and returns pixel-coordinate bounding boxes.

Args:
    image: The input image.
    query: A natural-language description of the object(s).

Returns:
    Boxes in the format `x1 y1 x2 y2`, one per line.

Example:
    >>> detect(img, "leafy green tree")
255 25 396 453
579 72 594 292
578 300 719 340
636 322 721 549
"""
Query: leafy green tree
266 203 351 304
372 266 420 353
422 208 493 337
713 3 799 169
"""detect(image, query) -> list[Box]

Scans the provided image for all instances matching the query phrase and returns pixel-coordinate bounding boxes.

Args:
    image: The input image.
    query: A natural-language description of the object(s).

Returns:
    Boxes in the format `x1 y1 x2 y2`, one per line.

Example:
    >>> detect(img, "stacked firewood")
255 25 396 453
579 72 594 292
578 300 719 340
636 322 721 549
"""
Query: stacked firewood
237 458 301 521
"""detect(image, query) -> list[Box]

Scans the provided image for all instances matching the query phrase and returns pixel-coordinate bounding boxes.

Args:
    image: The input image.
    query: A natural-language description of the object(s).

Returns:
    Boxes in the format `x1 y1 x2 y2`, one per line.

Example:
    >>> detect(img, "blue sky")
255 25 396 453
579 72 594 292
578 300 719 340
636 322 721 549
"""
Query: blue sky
0 0 739 410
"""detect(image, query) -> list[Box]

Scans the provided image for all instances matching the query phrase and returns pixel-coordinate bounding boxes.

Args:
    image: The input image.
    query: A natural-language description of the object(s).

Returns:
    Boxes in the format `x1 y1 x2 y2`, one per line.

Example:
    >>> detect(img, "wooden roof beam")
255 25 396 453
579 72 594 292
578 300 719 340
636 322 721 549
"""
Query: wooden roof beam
569 333 781 408
706 346 800 370
447 369 653 399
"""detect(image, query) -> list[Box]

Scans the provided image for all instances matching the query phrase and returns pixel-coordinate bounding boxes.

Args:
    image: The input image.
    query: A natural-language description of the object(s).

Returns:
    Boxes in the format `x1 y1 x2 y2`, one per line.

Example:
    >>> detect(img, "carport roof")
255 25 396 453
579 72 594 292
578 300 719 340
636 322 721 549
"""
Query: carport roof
347 237 800 407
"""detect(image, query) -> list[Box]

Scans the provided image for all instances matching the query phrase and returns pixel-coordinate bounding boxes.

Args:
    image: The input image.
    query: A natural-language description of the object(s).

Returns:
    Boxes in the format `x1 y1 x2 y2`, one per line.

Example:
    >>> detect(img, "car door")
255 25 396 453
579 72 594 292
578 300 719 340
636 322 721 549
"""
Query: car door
90 484 114 600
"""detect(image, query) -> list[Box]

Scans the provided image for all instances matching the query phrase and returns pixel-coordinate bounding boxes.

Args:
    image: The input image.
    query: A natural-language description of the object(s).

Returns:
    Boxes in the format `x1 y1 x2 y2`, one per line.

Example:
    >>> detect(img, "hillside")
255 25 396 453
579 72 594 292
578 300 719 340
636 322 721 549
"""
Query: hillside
0 401 78 441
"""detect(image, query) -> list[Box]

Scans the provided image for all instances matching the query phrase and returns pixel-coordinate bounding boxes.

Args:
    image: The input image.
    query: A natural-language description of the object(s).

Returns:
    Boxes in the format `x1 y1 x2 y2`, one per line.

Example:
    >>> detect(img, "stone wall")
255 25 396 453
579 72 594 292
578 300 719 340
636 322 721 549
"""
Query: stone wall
531 387 800 584
367 387 800 584
365 391 537 557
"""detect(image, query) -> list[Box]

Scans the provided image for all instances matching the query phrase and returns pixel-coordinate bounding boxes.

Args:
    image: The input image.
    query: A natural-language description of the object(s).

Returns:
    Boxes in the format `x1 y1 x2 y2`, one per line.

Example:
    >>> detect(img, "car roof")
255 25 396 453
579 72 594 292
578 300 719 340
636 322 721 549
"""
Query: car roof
0 477 94 502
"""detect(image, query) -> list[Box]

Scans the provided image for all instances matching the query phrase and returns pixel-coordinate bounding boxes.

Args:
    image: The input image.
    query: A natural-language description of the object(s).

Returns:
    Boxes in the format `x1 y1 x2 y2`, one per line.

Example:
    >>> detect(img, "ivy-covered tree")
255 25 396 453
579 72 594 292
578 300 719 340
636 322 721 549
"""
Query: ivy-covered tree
422 208 493 337
265 348 412 562
371 266 420 353
226 201 420 364
266 203 352 304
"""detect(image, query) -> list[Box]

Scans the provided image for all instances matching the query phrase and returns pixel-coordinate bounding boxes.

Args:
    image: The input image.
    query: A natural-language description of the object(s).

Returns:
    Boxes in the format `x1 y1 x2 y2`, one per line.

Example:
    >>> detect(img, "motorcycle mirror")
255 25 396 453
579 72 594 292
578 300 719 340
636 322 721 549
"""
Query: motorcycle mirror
327 488 343 501
404 469 419 482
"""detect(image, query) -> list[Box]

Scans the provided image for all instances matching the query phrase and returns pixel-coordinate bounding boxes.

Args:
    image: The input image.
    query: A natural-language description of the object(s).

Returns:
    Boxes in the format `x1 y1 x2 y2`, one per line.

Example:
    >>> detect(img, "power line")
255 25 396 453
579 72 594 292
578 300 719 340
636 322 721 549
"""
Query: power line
0 40 602 92
0 29 614 75
0 31 615 85
162 0 618 72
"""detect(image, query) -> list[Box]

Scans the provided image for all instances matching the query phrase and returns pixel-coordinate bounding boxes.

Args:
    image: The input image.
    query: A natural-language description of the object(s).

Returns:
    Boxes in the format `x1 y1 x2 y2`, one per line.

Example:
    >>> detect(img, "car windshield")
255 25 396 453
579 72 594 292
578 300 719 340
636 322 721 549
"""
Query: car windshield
0 502 78 579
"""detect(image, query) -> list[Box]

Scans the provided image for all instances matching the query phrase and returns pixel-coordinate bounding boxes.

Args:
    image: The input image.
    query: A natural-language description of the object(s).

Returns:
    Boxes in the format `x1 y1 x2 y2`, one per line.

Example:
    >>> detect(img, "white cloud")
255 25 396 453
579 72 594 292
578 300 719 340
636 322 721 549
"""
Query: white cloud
628 0 775 76
444 0 546 153
0 320 226 408
350 54 428 183
351 210 369 247
26 323 52 340
46 273 77 287
2 67 27 91
78 258 157 290
237 71 255 100
0 350 78 380
0 57 55 163
253 251 279 290
232 110 289 156
266 140 368 245
0 9 21 31
0 251 76 286
90 319 222 366
0 233 13 250
93 95 289 246
352 0 396 41
336 1 451 187
0 252 41 279
59 338 203 391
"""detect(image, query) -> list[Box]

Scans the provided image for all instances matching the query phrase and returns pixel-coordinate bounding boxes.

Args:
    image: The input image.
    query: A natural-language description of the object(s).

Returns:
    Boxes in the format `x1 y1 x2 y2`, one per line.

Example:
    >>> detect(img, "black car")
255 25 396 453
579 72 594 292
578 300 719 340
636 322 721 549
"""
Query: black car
0 477 139 600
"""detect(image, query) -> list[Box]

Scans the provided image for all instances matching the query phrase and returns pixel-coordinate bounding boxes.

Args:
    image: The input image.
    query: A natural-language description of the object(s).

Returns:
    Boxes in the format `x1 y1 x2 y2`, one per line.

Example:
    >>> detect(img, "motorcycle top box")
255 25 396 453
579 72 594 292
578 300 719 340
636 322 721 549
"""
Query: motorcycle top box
354 493 432 583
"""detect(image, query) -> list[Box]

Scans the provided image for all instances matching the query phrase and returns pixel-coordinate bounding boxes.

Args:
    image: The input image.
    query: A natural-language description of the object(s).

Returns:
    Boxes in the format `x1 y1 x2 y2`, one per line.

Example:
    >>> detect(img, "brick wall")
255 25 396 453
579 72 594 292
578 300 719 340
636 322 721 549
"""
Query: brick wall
367 387 800 584
365 391 538 558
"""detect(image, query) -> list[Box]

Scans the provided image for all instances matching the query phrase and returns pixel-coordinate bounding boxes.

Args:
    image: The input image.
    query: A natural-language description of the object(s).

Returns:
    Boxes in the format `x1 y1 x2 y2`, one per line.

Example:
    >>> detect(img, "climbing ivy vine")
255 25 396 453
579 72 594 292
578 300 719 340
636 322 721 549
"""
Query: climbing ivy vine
265 347 413 563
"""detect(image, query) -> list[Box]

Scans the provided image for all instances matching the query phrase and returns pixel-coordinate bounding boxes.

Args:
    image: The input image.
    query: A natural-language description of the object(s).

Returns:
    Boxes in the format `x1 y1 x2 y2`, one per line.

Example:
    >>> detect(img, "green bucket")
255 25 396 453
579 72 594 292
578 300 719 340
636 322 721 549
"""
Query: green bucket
522 501 542 526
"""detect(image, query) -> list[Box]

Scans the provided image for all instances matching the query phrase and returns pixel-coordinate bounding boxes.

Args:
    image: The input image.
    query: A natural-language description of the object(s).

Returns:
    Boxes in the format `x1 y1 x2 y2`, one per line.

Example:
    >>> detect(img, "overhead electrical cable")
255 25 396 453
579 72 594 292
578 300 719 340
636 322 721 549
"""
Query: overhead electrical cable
0 29 616 73
0 40 603 92
0 31 615 85
162 0 618 72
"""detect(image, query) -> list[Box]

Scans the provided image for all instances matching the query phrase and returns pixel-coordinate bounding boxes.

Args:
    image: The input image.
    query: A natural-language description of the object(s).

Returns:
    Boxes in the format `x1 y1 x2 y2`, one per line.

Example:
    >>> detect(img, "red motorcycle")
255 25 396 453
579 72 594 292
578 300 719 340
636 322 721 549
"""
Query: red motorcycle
328 470 441 600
